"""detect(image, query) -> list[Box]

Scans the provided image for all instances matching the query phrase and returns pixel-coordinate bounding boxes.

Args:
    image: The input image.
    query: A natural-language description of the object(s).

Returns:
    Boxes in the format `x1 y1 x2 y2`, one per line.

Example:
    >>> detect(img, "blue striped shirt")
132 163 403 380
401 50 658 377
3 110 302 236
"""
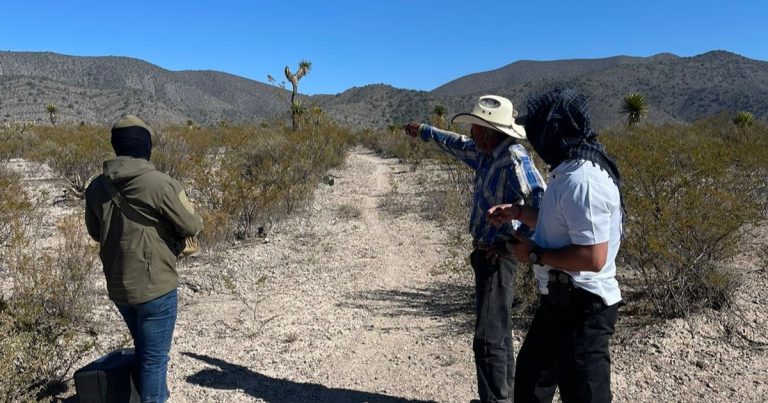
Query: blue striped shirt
418 124 546 244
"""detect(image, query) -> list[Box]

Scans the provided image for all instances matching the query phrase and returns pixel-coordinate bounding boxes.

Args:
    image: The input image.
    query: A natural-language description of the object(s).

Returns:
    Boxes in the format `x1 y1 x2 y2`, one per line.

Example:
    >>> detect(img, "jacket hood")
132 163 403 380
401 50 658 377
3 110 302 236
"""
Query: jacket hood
103 156 156 182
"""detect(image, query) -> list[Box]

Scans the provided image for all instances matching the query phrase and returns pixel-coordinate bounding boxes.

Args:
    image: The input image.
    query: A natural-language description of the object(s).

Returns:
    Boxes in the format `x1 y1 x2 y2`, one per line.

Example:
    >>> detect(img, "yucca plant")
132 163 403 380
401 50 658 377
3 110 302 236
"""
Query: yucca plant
620 93 648 126
290 100 306 114
45 104 57 126
284 60 312 131
733 111 754 128
432 104 447 128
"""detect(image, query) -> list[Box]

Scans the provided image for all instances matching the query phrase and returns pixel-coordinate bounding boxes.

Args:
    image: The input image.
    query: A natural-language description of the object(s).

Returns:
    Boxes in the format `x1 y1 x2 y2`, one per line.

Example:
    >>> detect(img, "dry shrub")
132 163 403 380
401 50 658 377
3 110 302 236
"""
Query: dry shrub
0 214 99 401
603 119 768 318
0 125 41 160
28 125 111 198
151 126 196 183
336 204 363 220
426 155 474 224
278 120 351 214
222 132 286 239
356 128 442 164
511 263 541 326
187 118 353 248
0 167 35 250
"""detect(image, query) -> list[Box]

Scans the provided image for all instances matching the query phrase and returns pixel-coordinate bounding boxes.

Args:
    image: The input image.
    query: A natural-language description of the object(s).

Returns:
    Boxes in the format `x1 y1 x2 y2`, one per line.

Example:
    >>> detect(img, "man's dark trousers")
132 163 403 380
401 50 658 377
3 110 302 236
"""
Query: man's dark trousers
514 286 619 403
470 250 516 403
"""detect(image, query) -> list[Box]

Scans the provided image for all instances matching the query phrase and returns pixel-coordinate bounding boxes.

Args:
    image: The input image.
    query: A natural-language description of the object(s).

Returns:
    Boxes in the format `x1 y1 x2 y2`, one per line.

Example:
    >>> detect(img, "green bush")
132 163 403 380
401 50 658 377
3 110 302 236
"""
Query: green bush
603 120 768 318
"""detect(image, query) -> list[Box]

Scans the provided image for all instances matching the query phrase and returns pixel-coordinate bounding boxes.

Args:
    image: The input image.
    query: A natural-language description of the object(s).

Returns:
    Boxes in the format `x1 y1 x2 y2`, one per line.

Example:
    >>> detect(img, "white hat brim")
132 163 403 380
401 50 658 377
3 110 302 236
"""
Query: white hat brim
451 113 526 139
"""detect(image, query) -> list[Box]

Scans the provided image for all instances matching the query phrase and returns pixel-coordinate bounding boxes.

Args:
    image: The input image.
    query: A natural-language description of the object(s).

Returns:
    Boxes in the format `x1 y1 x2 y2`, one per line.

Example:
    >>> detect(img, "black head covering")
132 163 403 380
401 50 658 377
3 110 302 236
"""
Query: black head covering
517 88 625 223
516 88 621 188
110 114 153 160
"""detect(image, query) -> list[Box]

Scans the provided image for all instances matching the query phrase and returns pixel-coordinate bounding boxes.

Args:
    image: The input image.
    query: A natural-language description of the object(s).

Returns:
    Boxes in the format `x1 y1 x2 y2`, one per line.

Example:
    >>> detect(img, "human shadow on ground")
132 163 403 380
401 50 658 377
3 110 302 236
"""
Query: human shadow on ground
338 280 476 335
182 352 436 403
340 279 539 334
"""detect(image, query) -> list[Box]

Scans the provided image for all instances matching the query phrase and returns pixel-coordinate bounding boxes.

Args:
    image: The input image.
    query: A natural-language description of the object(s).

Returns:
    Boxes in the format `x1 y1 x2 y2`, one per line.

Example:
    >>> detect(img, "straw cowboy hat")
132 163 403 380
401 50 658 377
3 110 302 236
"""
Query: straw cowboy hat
451 95 526 139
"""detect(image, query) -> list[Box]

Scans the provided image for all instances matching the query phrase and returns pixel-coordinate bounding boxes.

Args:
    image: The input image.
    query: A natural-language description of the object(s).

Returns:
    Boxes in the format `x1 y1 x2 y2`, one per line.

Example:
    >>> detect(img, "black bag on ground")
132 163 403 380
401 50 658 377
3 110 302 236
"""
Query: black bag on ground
74 348 140 403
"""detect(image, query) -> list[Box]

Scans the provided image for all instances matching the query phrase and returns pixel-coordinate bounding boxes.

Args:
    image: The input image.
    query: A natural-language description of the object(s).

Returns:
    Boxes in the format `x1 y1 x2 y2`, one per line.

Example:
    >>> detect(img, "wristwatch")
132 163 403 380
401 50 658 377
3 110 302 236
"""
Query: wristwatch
528 246 542 265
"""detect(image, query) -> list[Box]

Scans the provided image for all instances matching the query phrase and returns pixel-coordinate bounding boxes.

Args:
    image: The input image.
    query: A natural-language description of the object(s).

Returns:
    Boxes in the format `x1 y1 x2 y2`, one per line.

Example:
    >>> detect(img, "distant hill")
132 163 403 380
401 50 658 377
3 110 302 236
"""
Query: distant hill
0 51 288 126
432 53 679 96
1 50 767 129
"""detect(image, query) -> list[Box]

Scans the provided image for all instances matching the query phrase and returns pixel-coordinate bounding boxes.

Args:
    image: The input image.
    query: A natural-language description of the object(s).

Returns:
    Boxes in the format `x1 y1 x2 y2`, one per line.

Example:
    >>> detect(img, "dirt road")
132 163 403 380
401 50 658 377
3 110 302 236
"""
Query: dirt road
166 149 479 402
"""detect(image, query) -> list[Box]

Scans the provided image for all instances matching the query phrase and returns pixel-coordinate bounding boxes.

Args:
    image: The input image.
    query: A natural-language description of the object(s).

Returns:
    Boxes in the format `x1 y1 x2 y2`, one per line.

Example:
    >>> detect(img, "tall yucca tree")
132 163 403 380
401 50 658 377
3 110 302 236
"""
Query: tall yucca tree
621 93 648 126
284 60 312 131
46 103 57 126
733 111 754 128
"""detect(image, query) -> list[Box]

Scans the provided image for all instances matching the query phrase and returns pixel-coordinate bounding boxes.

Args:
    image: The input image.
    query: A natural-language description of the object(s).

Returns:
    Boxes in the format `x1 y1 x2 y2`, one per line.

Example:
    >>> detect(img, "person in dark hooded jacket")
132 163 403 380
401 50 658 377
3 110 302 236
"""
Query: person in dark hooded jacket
85 114 202 403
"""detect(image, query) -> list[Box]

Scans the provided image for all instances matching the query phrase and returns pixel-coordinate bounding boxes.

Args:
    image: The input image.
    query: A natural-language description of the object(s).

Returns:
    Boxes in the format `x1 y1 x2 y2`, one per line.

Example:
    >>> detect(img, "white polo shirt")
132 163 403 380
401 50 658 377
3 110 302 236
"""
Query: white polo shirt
532 160 622 306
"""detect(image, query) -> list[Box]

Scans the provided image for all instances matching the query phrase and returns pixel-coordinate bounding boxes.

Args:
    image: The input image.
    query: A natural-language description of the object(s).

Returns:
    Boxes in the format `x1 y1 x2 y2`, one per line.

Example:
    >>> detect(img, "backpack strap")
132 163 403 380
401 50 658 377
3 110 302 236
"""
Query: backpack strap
101 178 156 227
100 176 185 255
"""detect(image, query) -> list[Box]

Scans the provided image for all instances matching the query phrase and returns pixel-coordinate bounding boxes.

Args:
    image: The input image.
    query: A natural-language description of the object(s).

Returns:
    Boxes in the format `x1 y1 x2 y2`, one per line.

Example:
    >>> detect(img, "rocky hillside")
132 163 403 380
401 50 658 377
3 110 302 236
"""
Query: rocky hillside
1 50 767 129
432 53 679 96
0 51 289 126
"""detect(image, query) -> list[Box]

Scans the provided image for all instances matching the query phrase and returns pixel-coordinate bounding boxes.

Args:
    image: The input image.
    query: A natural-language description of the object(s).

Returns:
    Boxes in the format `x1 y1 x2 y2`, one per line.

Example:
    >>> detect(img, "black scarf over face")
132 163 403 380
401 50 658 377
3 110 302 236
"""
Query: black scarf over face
520 88 625 225
519 88 622 190
111 126 152 160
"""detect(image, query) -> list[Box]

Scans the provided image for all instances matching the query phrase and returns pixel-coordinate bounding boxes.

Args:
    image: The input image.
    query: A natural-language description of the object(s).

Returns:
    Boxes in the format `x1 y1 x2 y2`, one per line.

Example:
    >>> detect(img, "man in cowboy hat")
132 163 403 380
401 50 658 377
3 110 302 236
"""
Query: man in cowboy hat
488 88 623 402
404 95 546 403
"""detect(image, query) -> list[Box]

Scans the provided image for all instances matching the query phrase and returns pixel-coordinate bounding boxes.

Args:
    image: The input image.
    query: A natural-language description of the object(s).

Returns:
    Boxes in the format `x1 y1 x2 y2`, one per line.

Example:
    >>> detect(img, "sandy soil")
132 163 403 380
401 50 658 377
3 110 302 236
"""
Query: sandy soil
10 148 767 402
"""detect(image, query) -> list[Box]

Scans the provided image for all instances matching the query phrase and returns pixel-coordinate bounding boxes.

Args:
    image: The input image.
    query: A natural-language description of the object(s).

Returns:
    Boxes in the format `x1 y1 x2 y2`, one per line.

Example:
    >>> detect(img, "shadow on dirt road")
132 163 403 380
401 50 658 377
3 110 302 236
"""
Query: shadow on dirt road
183 352 437 403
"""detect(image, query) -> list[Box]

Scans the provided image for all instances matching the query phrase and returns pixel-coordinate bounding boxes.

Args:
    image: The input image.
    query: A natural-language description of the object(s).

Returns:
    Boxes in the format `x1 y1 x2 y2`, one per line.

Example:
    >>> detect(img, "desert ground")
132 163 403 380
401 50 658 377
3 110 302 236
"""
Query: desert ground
11 147 766 402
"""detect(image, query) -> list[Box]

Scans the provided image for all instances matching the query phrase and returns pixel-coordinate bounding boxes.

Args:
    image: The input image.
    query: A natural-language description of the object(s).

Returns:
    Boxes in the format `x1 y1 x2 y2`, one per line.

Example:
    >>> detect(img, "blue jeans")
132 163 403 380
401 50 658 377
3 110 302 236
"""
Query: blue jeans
116 289 178 403
470 250 516 403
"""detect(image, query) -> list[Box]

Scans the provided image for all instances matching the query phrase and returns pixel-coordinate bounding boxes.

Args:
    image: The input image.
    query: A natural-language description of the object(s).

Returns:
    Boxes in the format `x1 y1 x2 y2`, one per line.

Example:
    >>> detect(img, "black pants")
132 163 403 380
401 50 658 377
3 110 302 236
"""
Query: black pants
470 250 516 403
514 282 619 403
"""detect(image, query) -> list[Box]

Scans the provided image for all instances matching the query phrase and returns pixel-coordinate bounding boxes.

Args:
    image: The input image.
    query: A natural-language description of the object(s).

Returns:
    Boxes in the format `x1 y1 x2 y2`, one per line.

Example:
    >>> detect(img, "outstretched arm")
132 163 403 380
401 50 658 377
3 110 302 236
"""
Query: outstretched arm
403 122 479 169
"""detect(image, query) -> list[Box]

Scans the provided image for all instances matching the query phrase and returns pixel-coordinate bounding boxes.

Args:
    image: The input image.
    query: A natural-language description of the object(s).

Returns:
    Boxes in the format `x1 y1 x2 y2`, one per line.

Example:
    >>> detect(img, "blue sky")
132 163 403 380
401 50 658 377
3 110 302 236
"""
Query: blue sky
2 1 766 95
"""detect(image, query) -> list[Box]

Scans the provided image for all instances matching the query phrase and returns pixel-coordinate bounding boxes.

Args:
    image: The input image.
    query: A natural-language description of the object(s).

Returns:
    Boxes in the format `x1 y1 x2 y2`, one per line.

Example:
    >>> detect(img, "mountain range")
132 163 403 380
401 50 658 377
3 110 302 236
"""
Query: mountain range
1 50 767 129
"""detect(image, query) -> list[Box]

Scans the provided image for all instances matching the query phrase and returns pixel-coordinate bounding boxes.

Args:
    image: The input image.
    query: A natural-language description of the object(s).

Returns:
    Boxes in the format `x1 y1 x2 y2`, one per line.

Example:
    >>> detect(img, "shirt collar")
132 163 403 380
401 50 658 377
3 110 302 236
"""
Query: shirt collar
491 136 516 160
549 159 587 179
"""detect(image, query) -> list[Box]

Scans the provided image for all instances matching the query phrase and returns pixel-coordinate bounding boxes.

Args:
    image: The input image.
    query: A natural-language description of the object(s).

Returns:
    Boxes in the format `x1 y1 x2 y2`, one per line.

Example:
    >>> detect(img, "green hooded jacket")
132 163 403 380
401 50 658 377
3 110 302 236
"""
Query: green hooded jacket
85 156 203 304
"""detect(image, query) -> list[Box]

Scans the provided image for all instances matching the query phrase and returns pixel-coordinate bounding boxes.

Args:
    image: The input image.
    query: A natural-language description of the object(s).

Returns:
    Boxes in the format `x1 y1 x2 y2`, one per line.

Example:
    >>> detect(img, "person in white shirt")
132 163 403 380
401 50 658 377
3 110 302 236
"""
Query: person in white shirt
488 88 623 403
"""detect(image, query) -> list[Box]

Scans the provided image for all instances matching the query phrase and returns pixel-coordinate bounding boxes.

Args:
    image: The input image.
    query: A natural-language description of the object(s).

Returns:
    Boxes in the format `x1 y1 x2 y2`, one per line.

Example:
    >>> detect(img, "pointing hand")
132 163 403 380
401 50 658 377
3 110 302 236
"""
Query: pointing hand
403 122 421 137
